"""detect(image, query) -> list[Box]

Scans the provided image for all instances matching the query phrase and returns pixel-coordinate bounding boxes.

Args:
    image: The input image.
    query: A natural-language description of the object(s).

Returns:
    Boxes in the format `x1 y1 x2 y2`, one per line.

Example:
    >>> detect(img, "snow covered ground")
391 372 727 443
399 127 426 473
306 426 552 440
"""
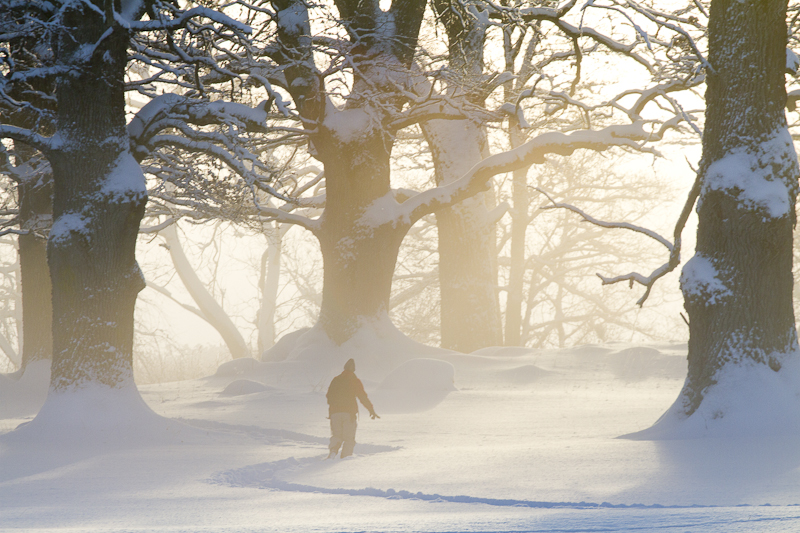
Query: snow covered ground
3 341 800 532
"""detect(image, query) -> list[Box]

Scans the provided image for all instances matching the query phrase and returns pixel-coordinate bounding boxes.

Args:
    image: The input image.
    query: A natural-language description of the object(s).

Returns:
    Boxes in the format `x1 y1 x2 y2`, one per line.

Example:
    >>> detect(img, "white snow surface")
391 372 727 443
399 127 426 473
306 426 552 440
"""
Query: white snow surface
5 335 800 532
128 94 182 140
49 212 89 245
323 107 375 144
680 253 732 305
119 0 144 20
636 356 800 441
360 191 404 228
101 150 147 202
701 127 799 219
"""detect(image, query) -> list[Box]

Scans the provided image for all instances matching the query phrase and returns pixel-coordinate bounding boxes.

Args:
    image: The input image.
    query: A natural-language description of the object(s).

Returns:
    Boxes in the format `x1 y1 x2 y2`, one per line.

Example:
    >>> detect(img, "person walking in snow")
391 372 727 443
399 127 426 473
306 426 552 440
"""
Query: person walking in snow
326 358 379 459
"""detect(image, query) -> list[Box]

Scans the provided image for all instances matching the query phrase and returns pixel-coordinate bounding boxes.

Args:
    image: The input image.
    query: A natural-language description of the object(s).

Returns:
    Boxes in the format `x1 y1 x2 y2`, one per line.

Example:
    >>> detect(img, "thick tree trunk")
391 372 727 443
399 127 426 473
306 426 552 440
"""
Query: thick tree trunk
47 10 146 391
315 120 407 344
424 120 503 352
271 0 428 348
424 0 501 352
677 0 799 416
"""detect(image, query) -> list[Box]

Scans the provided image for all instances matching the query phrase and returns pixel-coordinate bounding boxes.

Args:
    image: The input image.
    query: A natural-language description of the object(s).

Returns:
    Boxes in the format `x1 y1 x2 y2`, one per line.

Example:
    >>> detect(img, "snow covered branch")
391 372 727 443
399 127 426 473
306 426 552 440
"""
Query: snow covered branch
254 204 320 233
117 6 252 35
538 188 673 251
399 121 667 226
387 97 503 131
0 126 52 156
535 174 700 308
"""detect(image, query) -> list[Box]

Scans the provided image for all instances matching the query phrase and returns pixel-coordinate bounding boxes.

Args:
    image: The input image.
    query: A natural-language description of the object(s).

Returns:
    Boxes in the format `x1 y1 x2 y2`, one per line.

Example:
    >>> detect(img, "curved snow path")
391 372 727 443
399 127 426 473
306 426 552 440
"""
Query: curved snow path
212 454 800 511
180 418 800 530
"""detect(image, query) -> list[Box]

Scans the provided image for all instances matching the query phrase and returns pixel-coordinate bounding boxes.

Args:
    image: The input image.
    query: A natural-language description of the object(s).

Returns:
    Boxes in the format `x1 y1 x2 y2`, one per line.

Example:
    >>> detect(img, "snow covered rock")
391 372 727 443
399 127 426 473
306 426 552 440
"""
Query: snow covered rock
215 357 260 377
606 347 686 382
371 359 456 414
221 379 271 396
494 364 551 385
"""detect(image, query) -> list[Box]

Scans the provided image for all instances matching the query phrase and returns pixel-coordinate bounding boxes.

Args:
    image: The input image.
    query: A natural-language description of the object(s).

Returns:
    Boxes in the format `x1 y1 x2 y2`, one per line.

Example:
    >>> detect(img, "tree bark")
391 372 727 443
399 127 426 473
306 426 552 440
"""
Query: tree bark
678 0 799 415
6 51 55 372
271 0 426 346
46 6 147 390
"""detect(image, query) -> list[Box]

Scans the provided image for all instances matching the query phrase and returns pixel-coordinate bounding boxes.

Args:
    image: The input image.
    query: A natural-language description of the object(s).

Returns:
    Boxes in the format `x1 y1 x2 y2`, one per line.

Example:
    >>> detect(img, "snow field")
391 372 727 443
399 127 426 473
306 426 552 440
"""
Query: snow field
3 341 800 531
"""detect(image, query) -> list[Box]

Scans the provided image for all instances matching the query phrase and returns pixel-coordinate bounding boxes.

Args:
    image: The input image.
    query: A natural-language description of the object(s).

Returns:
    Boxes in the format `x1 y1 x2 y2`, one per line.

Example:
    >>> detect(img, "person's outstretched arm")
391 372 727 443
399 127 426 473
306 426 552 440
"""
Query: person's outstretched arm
355 378 379 419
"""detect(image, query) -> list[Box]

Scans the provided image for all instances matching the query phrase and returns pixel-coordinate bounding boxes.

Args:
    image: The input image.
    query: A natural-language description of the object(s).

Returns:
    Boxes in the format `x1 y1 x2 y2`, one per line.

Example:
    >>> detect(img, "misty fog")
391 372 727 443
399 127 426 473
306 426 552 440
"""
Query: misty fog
5 0 800 531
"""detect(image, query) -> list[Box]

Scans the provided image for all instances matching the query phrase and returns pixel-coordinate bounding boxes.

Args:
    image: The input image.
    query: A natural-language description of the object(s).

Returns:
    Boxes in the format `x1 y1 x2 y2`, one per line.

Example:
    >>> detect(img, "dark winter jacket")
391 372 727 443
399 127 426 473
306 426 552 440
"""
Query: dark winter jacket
326 370 374 417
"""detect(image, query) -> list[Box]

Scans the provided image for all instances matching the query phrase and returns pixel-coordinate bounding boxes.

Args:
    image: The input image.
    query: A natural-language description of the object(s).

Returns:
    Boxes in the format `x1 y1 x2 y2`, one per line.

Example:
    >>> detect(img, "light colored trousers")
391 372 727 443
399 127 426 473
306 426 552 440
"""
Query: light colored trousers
329 412 357 458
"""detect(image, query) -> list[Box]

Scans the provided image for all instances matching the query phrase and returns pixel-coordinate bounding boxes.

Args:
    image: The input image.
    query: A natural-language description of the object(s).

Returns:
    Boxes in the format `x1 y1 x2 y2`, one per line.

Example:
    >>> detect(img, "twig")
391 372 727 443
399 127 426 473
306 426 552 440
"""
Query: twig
536 184 697 307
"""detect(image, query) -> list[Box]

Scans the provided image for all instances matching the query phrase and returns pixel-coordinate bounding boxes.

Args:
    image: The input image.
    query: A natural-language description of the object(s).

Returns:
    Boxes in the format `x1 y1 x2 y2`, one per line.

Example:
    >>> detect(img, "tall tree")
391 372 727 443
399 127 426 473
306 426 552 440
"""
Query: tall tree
422 0 502 352
0 0 252 394
247 0 690 349
672 0 800 418
0 12 56 374
582 0 800 431
0 0 146 389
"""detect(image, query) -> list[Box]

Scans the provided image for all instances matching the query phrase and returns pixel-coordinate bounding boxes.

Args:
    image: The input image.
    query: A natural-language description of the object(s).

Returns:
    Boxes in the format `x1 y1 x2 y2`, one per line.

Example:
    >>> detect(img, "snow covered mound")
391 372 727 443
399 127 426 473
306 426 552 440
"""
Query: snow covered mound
261 328 311 362
221 379 271 396
1 385 204 452
605 347 686 382
626 357 800 440
378 359 456 391
258 318 459 386
493 364 552 385
0 360 50 419
370 359 456 414
215 357 261 378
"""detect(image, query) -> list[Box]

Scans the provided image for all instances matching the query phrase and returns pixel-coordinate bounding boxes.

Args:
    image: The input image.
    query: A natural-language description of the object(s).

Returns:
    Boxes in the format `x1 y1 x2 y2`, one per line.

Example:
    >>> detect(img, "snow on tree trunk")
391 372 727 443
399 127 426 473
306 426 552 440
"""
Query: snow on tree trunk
644 0 800 435
423 0 502 352
314 118 408 345
423 119 503 352
46 10 147 391
269 0 428 347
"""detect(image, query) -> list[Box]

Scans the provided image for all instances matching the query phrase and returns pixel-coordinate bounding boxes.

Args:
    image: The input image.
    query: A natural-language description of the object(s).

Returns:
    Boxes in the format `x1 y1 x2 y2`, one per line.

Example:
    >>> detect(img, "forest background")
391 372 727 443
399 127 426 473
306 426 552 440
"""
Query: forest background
1 0 799 404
